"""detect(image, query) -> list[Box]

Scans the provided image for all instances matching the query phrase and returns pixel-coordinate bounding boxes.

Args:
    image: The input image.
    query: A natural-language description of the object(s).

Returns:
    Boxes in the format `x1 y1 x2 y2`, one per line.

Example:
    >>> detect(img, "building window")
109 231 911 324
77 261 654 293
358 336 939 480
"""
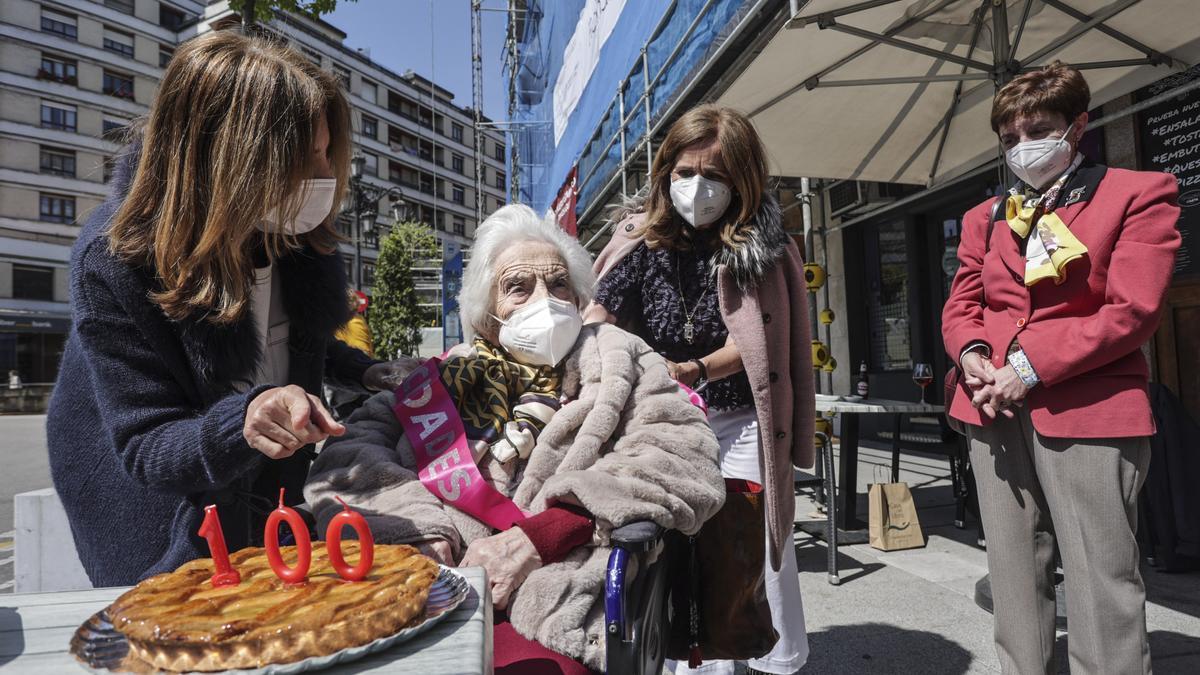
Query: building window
451 154 464 174
436 211 446 231
362 152 378 177
494 142 505 161
361 114 377 140
362 261 376 287
159 45 174 68
41 10 77 40
301 47 321 65
452 184 465 205
333 64 351 90
40 147 76 177
451 123 464 143
40 101 76 131
452 217 465 236
39 193 76 224
38 54 77 85
159 4 187 30
103 27 135 59
103 156 115 183
12 265 55 301
495 171 505 189
105 0 135 14
104 71 135 99
361 79 377 105
102 117 129 141
866 220 912 372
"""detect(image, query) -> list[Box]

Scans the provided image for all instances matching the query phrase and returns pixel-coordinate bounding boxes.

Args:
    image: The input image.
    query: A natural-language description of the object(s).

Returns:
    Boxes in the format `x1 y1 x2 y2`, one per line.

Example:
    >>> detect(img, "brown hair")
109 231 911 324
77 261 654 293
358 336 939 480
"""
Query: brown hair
108 30 351 324
638 105 768 251
990 61 1090 132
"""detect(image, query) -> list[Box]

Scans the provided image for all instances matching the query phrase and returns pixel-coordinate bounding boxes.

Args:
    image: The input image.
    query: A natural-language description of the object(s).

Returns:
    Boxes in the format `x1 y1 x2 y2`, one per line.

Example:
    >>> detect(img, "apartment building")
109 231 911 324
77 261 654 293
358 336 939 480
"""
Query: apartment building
0 0 200 385
0 0 507 384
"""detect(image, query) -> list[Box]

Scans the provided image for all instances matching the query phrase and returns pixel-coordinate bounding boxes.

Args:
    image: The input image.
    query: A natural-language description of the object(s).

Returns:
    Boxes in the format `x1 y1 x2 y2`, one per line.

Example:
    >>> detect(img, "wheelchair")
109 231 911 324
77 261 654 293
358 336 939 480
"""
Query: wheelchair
603 520 680 675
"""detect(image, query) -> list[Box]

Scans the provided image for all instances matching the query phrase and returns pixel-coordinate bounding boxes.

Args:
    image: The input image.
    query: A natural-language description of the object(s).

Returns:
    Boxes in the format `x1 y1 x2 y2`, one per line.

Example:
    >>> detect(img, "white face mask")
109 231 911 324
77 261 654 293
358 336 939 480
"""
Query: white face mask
495 296 582 367
260 178 337 234
670 175 732 228
1005 124 1076 190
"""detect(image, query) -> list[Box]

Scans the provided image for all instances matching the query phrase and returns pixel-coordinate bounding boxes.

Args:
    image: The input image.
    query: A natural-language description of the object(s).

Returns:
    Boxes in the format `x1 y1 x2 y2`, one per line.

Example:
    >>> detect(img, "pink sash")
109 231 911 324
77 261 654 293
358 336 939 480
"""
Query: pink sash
392 358 528 531
677 382 708 417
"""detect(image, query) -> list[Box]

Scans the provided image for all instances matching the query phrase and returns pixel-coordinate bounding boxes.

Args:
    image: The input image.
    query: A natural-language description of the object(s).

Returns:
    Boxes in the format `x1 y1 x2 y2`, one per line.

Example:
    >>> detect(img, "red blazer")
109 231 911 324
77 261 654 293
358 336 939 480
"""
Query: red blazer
942 162 1181 438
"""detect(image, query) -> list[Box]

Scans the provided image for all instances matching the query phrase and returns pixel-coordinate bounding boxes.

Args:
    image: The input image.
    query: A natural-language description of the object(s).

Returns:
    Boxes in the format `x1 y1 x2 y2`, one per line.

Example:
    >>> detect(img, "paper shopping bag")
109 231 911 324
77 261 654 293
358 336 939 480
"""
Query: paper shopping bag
868 482 926 551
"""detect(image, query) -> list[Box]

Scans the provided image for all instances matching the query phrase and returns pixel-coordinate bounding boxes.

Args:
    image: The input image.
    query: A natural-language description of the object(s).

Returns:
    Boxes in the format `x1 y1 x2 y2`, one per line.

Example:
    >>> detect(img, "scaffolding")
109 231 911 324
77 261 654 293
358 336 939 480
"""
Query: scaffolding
505 0 788 246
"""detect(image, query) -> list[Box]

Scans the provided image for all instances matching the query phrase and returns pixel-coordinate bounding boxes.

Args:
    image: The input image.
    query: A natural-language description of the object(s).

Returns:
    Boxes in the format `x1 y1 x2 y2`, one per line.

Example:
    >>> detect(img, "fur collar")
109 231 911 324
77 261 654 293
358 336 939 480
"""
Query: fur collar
106 141 353 391
615 190 791 292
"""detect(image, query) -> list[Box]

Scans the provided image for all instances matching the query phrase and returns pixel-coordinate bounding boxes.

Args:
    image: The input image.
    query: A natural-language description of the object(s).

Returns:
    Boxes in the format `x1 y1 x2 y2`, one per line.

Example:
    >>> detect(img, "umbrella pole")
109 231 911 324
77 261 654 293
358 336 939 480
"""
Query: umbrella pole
801 176 822 394
991 0 1017 188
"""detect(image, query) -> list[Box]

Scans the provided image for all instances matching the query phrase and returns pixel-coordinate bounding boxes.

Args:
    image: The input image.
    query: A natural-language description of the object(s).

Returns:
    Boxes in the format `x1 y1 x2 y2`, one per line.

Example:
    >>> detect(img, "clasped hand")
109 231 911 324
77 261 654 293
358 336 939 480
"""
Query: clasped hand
961 351 1028 420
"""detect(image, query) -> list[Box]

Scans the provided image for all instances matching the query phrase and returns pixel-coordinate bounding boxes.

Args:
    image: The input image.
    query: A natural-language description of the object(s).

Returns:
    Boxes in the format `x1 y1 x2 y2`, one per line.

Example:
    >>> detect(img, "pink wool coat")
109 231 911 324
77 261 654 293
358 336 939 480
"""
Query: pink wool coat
591 205 815 569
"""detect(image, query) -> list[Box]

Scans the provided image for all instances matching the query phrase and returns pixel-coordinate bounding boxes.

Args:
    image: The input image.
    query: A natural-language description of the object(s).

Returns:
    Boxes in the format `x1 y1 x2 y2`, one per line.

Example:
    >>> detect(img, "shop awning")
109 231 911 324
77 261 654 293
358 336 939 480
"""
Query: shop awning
717 0 1200 186
0 311 71 334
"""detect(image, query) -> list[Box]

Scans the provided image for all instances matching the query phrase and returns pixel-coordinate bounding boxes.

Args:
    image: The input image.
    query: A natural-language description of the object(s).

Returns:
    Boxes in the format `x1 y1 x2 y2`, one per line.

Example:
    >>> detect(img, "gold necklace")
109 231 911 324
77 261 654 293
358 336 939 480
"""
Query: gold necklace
674 252 711 345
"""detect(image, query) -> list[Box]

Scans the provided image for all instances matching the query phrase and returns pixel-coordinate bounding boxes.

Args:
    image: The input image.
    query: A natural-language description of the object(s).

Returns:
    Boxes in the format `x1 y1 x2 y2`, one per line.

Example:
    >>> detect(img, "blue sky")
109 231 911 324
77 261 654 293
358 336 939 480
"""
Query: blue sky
323 0 511 121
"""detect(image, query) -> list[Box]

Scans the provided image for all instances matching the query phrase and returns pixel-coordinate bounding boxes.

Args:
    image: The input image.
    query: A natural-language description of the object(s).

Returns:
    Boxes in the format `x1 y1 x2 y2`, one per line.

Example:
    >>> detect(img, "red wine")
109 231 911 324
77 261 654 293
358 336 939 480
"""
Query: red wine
913 376 933 387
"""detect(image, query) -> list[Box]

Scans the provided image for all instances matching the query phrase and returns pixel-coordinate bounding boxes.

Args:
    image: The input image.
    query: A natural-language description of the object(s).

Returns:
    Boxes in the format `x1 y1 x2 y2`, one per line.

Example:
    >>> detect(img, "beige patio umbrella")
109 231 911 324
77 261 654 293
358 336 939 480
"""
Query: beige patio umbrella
718 0 1200 186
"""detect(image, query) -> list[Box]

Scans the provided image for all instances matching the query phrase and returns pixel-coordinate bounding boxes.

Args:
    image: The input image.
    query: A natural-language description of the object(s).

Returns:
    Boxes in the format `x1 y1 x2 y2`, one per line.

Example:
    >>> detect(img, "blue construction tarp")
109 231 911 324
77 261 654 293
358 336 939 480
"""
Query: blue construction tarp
509 0 754 218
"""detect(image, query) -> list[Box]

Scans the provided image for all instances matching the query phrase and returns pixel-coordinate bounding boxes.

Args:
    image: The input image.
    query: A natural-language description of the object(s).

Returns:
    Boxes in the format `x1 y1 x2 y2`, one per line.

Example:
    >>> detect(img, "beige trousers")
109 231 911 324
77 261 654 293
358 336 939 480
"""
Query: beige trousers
967 407 1152 675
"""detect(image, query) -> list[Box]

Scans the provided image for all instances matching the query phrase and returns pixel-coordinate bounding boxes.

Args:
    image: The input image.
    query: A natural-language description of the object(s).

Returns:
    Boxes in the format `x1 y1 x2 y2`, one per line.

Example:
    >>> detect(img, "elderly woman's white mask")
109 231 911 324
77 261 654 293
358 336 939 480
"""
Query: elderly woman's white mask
493 296 582 367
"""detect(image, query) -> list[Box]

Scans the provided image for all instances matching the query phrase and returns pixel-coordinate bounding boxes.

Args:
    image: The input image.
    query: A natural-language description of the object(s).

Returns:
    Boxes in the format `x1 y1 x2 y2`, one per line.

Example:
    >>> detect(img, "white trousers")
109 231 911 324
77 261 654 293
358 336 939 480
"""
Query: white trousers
669 407 810 675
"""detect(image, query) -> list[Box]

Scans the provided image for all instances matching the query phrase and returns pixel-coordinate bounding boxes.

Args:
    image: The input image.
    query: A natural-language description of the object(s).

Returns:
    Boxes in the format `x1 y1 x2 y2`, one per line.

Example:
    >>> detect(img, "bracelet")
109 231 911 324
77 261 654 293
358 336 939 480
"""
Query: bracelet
1007 350 1040 389
689 358 708 390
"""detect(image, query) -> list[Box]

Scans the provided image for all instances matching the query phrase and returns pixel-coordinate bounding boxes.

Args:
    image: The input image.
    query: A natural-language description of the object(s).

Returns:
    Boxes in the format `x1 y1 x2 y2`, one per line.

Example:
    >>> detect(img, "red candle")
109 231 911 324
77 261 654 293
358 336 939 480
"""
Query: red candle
265 488 312 584
197 504 241 588
326 496 375 582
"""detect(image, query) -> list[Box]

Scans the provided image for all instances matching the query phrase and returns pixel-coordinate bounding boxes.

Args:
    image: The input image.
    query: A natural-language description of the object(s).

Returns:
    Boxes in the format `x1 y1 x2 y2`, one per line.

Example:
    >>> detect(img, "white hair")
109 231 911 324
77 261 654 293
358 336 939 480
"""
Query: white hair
458 204 596 341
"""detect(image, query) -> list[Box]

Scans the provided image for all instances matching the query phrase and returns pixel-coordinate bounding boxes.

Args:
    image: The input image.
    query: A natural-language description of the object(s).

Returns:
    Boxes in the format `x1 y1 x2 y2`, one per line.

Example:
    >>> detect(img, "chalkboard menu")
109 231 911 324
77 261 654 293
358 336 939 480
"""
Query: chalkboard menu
1137 64 1200 279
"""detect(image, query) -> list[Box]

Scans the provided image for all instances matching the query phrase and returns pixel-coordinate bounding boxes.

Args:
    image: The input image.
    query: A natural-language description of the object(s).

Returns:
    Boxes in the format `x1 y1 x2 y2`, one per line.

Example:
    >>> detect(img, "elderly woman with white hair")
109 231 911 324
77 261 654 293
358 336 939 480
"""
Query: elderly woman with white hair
305 205 725 674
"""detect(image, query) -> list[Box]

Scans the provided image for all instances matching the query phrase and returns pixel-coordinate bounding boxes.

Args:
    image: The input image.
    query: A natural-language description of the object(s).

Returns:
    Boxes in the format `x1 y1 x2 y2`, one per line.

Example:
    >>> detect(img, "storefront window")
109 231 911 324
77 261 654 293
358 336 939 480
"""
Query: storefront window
866 220 912 371
0 332 66 384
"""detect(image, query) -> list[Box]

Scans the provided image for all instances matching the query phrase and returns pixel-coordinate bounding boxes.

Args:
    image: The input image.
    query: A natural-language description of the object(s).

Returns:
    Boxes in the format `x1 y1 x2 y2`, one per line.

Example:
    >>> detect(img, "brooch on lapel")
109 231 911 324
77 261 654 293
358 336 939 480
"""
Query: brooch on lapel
1063 186 1086 207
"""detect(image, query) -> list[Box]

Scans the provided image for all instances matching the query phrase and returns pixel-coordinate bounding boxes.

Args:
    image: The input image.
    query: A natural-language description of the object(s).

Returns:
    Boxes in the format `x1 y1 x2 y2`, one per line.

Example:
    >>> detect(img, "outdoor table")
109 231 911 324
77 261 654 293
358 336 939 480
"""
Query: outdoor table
0 567 492 674
815 397 945 544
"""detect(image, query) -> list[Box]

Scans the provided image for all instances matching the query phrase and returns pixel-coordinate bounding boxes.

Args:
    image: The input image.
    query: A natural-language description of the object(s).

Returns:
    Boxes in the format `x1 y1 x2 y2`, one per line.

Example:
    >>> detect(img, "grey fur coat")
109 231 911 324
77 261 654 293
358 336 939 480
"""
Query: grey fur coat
304 323 725 669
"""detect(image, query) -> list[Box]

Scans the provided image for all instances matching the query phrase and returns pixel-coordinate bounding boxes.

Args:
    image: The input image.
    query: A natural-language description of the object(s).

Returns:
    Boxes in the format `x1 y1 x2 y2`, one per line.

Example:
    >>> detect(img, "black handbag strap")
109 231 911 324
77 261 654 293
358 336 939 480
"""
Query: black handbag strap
983 194 1004 254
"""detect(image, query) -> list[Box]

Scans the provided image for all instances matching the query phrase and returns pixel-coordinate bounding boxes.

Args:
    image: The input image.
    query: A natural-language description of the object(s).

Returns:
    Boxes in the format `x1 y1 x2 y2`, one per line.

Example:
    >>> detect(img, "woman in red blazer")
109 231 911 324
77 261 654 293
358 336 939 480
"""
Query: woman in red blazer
942 63 1180 675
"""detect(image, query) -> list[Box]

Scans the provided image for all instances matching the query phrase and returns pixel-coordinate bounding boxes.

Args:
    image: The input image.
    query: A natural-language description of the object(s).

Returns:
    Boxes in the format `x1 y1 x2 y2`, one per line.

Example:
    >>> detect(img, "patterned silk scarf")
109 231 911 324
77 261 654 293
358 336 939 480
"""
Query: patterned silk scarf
437 338 562 463
1005 154 1089 287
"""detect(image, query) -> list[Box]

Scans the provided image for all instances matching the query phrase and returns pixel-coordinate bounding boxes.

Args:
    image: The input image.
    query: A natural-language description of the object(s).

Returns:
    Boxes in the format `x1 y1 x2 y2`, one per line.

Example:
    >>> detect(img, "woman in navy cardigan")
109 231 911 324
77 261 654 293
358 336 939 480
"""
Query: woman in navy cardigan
47 32 395 586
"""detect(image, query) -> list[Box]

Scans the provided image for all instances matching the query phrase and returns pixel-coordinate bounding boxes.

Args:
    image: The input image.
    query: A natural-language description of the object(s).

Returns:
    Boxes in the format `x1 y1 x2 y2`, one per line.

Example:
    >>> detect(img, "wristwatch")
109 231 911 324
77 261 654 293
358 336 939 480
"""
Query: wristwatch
689 358 709 392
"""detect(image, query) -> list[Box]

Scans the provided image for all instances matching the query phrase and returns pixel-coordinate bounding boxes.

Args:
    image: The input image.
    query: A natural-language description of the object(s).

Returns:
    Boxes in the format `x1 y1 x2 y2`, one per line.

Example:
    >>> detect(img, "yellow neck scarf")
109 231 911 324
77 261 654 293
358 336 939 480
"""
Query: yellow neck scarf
1005 158 1088 287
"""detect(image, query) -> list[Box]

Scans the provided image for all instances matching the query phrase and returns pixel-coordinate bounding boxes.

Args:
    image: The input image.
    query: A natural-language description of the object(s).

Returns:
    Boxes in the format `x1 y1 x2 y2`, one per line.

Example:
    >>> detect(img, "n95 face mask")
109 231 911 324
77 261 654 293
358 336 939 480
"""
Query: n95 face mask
670 175 732 228
261 178 337 234
496 296 582 367
1005 125 1075 190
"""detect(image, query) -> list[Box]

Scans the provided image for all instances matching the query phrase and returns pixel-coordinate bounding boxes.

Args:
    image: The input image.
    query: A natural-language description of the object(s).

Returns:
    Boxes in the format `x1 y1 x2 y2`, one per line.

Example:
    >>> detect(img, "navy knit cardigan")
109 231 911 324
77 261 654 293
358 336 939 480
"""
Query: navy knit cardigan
47 146 376 587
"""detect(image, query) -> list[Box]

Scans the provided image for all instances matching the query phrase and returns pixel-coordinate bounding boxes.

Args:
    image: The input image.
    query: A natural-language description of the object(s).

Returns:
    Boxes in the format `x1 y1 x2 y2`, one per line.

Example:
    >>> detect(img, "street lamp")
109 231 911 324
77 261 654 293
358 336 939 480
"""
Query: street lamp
344 153 408 291
389 199 408 224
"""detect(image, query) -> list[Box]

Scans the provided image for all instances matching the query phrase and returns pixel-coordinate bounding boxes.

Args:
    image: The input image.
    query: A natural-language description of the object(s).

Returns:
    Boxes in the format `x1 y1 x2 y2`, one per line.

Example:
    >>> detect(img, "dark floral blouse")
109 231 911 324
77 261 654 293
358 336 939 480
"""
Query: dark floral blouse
594 241 753 410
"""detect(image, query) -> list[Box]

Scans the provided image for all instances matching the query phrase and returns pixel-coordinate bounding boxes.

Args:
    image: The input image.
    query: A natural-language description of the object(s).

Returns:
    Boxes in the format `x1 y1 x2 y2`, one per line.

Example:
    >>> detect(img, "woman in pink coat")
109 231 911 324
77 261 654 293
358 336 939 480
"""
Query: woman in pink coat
587 105 814 675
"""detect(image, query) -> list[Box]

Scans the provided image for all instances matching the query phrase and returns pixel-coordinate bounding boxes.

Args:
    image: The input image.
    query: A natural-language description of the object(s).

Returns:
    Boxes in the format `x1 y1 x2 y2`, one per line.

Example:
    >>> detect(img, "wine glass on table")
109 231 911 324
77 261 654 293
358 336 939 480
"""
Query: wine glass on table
912 363 933 404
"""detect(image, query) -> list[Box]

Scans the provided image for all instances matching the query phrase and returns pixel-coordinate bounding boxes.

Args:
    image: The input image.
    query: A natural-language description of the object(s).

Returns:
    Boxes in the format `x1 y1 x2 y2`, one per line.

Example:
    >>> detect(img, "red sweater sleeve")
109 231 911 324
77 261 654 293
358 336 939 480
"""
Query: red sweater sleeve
515 504 594 564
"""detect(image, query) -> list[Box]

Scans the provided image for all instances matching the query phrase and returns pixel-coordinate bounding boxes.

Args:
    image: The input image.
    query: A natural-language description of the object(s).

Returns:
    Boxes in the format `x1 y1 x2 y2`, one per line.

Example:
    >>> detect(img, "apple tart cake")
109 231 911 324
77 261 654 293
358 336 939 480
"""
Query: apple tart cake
107 542 439 672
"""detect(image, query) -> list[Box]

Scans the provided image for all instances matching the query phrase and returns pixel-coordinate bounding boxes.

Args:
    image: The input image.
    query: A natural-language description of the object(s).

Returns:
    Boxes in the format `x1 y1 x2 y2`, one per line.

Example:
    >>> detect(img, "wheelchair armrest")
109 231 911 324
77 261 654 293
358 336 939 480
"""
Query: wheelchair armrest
604 521 675 674
610 521 664 553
